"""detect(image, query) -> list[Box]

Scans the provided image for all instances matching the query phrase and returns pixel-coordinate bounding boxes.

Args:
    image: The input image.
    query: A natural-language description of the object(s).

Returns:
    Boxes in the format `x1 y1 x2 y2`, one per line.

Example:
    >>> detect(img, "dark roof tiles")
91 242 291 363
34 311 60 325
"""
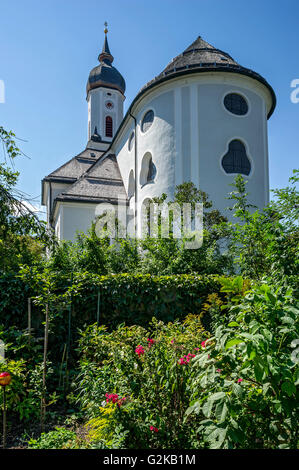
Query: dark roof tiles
54 154 127 204
46 148 104 181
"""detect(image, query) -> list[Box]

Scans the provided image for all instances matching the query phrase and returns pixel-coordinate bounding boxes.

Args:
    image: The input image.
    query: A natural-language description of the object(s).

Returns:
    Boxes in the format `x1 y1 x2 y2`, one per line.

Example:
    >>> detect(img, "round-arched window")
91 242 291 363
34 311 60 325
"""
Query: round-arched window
141 110 154 133
128 170 135 199
140 152 156 186
128 131 135 151
224 93 248 116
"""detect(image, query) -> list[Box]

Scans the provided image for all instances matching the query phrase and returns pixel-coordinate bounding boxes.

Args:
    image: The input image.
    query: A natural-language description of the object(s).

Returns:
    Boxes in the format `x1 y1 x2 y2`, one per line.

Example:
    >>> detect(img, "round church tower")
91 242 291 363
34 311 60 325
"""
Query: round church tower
112 35 276 235
86 24 126 151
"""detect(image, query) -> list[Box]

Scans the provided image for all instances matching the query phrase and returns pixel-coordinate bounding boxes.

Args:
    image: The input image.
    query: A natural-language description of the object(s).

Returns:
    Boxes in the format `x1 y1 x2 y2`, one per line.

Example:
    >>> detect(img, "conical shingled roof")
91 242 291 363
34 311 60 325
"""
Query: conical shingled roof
138 35 276 118
162 36 239 73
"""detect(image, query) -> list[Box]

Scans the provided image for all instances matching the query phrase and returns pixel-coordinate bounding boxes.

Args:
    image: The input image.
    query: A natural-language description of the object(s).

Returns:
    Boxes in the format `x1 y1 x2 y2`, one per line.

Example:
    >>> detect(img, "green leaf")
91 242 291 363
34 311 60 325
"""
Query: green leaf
209 391 226 402
215 401 228 423
202 400 213 418
225 338 244 349
281 381 296 397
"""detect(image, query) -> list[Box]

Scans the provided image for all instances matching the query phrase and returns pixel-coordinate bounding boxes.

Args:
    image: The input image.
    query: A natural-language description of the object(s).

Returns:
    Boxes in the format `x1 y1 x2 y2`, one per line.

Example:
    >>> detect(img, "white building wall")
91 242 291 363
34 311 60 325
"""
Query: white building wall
112 71 271 233
56 203 98 241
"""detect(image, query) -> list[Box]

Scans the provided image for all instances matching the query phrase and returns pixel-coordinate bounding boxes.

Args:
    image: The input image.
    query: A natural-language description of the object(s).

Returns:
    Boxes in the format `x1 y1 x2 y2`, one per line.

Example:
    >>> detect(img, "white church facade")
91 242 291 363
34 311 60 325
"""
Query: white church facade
42 28 276 240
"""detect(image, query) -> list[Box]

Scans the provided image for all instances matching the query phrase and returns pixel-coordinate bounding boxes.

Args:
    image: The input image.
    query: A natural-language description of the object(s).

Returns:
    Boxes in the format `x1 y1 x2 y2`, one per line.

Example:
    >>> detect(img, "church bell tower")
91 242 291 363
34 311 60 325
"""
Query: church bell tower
86 23 126 151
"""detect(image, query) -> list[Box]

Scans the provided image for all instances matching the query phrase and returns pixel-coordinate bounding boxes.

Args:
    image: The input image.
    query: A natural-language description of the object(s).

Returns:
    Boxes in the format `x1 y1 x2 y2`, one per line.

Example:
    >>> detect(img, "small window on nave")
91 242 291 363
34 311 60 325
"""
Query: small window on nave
128 131 135 151
141 110 154 133
140 152 156 186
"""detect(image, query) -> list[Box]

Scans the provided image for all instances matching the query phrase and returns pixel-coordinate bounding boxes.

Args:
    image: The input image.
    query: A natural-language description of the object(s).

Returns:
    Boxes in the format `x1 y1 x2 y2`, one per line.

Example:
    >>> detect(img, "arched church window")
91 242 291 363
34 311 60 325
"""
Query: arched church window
147 157 156 182
128 131 135 151
222 140 251 176
141 110 154 133
140 152 156 186
128 170 135 199
224 93 248 116
105 116 113 137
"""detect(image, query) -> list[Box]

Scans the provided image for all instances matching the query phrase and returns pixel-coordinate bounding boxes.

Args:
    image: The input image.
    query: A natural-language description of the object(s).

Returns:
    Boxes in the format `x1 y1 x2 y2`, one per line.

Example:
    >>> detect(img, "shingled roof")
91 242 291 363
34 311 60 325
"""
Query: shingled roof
44 147 105 183
139 36 276 118
54 154 128 205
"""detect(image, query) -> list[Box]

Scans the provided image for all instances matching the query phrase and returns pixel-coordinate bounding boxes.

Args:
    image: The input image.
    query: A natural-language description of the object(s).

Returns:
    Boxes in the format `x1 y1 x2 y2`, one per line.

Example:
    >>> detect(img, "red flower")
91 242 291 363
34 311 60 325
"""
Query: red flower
147 338 155 349
150 426 159 432
105 393 127 406
105 393 119 404
201 340 206 348
178 353 195 365
135 345 145 356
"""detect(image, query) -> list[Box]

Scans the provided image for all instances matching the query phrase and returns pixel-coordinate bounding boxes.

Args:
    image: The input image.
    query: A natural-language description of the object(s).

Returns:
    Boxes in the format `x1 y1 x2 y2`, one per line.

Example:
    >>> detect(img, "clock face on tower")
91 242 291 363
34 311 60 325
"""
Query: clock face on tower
105 101 114 110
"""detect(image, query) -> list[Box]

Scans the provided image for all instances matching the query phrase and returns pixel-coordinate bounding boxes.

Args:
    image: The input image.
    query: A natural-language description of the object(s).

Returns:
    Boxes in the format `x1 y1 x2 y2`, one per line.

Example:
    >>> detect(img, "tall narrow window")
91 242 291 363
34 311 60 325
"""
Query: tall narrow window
140 152 156 186
105 116 113 138
147 157 156 182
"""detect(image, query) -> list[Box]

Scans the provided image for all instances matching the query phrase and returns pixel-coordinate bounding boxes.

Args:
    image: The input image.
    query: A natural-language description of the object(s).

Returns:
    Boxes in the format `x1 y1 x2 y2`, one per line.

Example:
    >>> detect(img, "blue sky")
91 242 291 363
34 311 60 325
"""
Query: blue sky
1 0 298 211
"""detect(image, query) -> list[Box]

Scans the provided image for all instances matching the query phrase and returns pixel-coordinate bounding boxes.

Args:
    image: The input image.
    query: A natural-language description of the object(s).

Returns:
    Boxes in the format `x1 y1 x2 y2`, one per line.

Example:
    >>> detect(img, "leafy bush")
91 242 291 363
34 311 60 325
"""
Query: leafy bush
186 277 299 449
28 427 77 449
72 315 209 449
0 360 41 421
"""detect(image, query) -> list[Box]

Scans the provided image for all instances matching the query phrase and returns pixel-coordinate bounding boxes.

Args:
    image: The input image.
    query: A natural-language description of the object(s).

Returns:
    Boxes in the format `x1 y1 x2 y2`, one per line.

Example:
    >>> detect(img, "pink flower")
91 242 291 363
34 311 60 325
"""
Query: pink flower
105 393 127 407
216 369 222 373
150 426 159 432
147 338 155 348
194 347 200 351
201 340 206 348
105 393 119 404
171 339 174 344
178 353 195 365
135 345 145 356
237 378 243 383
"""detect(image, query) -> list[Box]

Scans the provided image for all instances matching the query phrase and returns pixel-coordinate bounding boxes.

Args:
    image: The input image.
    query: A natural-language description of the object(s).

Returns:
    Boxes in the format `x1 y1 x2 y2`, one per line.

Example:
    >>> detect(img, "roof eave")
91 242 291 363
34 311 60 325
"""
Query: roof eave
111 65 276 148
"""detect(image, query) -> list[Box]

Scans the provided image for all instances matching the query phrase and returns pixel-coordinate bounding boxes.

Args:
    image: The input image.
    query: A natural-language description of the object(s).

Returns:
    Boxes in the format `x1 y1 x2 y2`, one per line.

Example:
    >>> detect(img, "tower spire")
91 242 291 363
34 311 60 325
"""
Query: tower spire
99 21 114 63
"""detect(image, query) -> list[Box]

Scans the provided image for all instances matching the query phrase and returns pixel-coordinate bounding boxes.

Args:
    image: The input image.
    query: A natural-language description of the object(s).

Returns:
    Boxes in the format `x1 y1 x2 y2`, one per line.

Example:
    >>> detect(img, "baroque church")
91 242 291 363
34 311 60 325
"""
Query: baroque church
42 26 276 240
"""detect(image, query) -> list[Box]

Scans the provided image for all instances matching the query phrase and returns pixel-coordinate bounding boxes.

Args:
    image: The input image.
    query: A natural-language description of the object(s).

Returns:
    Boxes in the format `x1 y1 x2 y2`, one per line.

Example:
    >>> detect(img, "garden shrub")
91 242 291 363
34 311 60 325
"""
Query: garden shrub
72 315 209 449
28 427 77 449
186 277 299 449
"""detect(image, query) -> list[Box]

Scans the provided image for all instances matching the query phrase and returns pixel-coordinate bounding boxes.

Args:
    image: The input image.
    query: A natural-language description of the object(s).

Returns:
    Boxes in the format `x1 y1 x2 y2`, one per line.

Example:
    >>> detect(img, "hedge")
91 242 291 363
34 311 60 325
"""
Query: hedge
0 272 222 329
70 272 222 328
0 271 223 364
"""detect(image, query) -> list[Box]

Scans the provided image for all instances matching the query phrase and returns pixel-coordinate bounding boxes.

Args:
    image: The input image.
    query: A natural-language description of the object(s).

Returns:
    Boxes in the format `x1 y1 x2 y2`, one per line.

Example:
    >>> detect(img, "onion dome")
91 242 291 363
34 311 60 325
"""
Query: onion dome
87 26 126 96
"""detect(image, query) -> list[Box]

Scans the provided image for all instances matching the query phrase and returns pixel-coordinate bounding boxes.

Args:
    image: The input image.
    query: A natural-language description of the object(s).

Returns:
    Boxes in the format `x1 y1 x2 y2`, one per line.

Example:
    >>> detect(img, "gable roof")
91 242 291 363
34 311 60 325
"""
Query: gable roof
53 154 127 207
44 147 105 182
